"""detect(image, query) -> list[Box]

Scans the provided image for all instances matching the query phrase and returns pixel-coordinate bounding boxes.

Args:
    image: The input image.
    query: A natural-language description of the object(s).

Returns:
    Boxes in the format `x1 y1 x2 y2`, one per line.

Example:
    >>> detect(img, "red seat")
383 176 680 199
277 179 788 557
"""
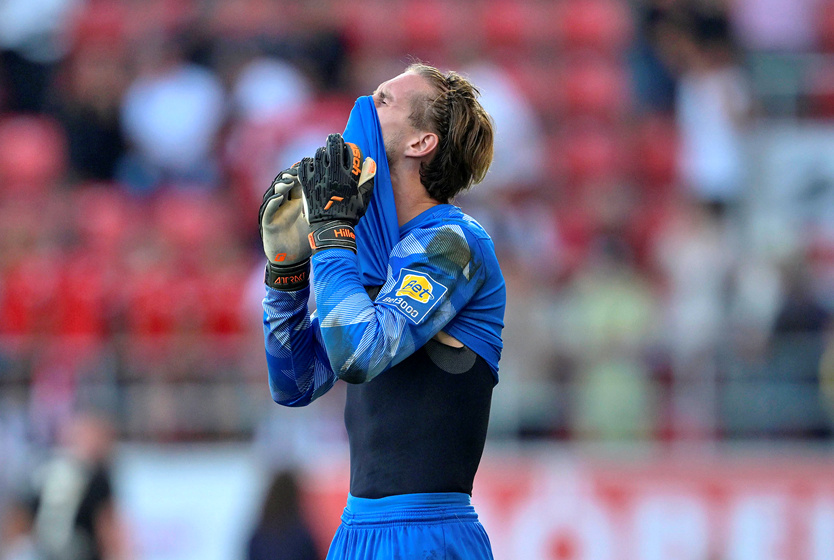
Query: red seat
53 252 112 338
125 0 197 39
0 254 58 337
123 265 176 337
401 0 451 50
555 0 633 54
152 190 236 266
816 1 834 53
69 0 127 49
504 58 565 124
549 125 626 190
341 0 406 54
480 0 533 50
562 55 631 121
72 185 135 259
0 115 67 198
805 62 834 119
200 266 248 336
630 116 680 195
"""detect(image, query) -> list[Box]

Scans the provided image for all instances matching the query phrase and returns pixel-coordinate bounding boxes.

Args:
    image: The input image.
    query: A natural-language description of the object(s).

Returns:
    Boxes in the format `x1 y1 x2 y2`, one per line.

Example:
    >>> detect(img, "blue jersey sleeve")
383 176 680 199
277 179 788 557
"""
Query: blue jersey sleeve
310 222 485 384
262 285 337 406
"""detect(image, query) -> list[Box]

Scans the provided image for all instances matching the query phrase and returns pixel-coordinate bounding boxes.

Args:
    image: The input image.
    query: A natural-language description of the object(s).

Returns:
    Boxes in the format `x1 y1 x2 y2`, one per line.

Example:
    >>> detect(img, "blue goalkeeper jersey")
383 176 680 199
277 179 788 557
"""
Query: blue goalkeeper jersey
262 203 505 407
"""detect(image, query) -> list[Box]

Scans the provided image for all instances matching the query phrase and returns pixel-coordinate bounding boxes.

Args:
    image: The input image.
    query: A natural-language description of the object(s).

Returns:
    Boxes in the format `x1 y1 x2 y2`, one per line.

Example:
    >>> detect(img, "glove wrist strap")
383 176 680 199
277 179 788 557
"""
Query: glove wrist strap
308 221 357 253
265 259 311 291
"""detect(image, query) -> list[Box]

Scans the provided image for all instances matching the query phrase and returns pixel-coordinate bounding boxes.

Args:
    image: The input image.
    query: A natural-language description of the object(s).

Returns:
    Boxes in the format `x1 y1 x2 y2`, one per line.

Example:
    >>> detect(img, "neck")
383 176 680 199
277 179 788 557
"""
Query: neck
391 167 440 227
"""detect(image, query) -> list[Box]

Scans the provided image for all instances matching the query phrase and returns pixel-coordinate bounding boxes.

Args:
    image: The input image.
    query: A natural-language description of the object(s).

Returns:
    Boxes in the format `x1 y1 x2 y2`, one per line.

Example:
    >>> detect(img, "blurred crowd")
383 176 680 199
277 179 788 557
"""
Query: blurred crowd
3 0 834 533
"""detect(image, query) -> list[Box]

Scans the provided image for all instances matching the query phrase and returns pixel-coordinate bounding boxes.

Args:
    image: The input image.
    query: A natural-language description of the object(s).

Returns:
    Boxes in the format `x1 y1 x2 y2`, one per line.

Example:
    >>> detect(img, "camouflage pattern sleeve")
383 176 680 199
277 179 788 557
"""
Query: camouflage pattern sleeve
262 285 338 406
310 223 484 384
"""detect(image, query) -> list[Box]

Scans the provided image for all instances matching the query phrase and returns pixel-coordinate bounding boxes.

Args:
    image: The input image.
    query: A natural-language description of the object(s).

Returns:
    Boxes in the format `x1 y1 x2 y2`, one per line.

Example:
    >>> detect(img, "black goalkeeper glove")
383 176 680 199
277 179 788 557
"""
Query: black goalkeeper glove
259 163 312 290
298 133 376 253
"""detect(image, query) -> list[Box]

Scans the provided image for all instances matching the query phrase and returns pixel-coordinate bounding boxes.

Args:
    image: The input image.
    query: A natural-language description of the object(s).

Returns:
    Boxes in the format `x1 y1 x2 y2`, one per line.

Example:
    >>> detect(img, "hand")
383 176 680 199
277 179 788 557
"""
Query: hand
298 133 376 253
259 164 312 290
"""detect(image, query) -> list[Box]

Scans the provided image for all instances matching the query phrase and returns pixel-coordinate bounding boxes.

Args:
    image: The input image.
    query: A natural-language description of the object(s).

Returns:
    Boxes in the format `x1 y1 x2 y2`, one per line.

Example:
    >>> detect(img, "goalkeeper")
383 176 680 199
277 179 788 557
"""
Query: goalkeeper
260 63 505 560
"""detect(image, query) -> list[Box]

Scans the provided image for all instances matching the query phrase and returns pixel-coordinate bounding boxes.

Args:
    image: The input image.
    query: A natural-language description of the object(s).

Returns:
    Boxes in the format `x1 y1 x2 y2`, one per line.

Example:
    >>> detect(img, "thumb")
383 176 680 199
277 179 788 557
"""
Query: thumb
358 157 376 204
263 193 285 224
358 157 376 189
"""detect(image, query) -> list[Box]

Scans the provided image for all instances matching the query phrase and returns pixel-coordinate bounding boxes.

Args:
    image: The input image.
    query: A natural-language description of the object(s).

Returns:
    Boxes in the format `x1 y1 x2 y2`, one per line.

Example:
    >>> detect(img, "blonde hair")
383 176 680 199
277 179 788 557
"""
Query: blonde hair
406 63 494 203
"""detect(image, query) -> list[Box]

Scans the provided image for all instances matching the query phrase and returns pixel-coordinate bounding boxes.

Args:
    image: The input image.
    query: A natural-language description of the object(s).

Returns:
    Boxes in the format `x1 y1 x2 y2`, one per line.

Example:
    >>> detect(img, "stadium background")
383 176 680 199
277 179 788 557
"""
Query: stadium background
2 0 834 558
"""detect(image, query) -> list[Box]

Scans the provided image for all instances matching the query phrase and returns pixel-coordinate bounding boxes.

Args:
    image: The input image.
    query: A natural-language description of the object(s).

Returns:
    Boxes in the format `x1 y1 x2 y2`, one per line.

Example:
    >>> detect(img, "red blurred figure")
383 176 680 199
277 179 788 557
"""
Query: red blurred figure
630 115 680 195
0 253 58 340
816 0 834 53
53 252 114 339
0 115 67 199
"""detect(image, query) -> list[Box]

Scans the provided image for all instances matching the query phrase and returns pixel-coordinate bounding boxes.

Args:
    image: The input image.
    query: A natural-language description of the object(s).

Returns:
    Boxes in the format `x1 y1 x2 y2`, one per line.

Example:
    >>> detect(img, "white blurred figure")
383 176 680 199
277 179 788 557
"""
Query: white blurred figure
0 0 83 112
221 55 321 215
31 412 129 560
674 11 751 207
654 200 735 439
732 0 821 52
231 57 311 123
459 61 544 195
457 61 557 276
118 39 225 193
0 0 81 62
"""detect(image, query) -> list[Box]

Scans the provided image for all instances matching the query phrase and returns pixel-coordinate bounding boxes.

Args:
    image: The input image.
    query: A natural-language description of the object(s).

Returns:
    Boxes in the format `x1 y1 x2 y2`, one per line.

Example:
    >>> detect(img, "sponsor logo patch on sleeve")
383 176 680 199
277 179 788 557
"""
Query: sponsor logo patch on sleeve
378 268 447 324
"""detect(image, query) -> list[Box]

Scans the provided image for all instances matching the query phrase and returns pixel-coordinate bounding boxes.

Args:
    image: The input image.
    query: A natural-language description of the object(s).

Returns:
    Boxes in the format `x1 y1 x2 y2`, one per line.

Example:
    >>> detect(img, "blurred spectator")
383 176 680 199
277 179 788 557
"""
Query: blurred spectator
0 402 34 507
674 5 751 209
460 60 544 195
0 115 68 199
820 326 834 430
117 36 225 193
206 1 348 93
731 0 821 52
49 40 128 181
766 257 831 438
0 497 40 560
30 411 129 560
246 470 320 560
0 0 80 112
2 0 834 449
558 239 659 439
454 60 551 273
654 199 735 438
629 1 679 113
231 57 312 123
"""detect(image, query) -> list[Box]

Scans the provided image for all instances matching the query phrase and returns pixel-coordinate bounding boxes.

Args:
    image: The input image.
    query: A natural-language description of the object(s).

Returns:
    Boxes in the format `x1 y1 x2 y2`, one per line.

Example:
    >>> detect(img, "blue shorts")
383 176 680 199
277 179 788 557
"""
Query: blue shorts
325 492 494 560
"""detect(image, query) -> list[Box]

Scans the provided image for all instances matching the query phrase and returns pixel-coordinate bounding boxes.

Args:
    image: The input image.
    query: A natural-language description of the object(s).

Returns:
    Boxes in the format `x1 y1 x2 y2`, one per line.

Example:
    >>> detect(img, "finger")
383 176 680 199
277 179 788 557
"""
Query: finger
315 146 329 170
358 156 377 185
288 183 303 201
297 157 315 188
272 175 296 198
263 193 285 222
325 133 347 172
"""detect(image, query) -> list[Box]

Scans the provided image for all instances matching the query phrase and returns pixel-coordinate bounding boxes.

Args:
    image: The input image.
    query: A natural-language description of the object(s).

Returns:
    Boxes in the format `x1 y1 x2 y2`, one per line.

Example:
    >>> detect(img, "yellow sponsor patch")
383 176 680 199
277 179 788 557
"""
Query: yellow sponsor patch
396 273 436 303
380 269 448 325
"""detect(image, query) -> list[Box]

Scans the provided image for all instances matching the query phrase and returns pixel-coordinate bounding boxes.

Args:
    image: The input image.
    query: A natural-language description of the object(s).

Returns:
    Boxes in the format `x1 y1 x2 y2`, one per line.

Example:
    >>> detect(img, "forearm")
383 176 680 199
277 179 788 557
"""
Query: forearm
311 249 417 383
263 286 337 406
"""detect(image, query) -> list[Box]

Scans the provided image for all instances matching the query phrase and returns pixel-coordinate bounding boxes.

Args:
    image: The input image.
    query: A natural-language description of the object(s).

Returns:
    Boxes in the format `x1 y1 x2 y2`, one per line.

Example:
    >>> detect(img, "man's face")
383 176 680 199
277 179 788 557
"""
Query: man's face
372 71 433 167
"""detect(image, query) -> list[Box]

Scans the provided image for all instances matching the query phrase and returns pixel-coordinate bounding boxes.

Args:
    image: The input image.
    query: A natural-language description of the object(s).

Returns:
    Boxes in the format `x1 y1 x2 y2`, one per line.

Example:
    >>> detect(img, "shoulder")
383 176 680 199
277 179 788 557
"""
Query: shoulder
390 205 502 283
395 210 486 272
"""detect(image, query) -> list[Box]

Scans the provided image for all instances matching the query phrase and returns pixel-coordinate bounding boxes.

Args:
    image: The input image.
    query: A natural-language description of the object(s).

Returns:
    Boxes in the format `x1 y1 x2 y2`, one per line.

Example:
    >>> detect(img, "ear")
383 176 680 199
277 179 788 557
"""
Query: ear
404 131 438 159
